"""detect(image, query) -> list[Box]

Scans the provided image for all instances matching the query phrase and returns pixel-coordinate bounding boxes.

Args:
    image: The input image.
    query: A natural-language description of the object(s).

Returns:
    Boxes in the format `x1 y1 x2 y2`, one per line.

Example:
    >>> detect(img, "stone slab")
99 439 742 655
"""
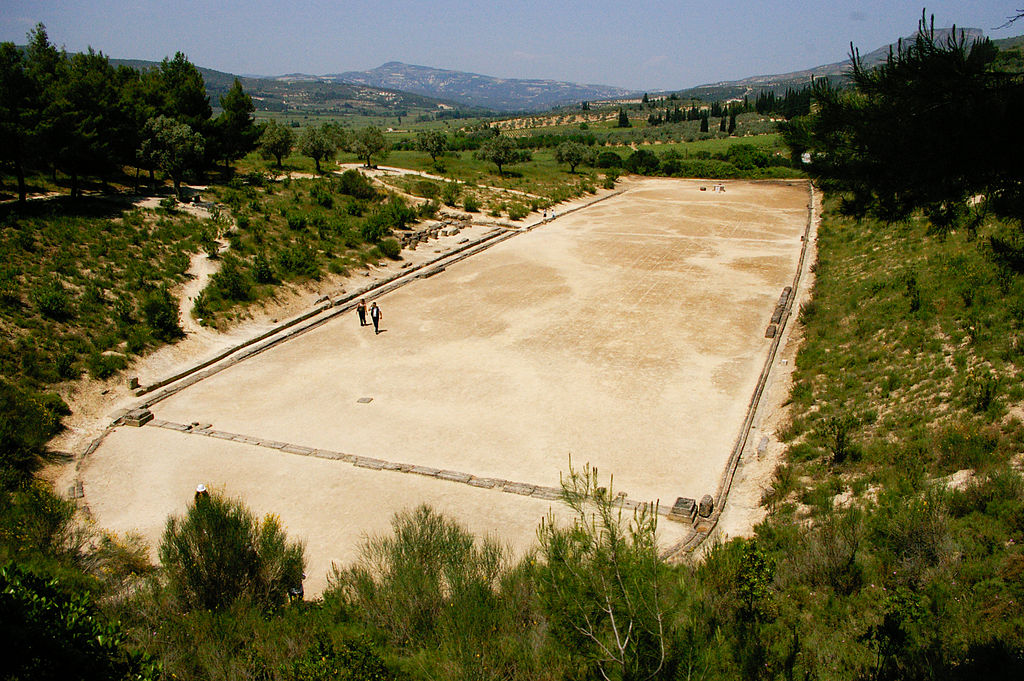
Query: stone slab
437 470 472 483
502 482 537 496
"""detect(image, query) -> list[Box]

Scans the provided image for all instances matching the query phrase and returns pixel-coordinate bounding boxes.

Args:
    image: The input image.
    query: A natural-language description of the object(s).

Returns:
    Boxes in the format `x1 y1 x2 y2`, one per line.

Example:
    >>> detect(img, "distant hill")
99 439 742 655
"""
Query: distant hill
314 62 636 112
110 58 482 118
669 27 989 102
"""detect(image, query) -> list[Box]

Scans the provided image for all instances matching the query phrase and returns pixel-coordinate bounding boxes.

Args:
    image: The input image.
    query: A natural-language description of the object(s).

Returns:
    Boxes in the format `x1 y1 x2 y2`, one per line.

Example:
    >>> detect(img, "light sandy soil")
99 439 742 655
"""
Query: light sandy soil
710 188 820 546
57 177 811 595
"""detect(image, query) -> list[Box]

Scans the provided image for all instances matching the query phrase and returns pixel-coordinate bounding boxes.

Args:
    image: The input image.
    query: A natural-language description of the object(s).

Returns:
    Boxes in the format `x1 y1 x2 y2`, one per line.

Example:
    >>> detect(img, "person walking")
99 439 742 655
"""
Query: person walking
356 299 367 326
370 301 382 335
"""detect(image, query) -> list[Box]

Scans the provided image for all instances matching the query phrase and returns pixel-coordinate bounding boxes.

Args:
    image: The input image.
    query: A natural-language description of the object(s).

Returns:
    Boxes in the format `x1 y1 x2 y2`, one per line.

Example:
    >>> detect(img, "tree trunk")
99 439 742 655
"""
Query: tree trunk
15 158 26 204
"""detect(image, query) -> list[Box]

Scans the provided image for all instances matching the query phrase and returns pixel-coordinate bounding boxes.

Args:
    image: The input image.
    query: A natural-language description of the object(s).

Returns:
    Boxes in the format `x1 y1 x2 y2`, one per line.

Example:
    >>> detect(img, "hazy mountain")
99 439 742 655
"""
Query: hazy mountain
669 27 988 102
315 62 636 112
110 58 479 117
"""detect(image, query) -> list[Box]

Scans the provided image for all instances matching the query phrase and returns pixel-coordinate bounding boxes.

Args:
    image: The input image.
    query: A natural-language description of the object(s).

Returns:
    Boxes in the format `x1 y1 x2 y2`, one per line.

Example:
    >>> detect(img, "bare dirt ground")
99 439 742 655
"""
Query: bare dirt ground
57 177 811 595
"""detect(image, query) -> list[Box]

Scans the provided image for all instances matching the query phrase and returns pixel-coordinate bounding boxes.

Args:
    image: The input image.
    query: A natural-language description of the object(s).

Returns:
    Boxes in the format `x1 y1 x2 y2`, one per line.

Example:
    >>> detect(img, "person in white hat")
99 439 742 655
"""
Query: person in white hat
195 483 210 502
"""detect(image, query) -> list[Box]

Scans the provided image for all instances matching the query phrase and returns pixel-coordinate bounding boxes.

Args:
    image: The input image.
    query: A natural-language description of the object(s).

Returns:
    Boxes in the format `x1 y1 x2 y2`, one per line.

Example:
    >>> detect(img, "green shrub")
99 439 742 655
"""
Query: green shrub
377 238 401 260
0 381 63 486
251 252 277 284
816 412 860 464
537 463 666 679
0 564 155 680
337 169 378 200
463 195 480 212
211 259 252 301
329 505 513 647
277 242 319 278
159 493 306 612
411 179 440 199
963 366 1000 413
440 181 461 206
140 288 182 341
87 351 126 380
507 203 529 220
417 200 439 219
31 279 72 320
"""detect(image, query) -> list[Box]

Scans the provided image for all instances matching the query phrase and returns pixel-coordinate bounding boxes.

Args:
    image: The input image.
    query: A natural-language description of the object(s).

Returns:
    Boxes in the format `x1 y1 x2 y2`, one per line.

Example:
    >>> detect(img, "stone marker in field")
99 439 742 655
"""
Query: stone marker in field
698 494 714 518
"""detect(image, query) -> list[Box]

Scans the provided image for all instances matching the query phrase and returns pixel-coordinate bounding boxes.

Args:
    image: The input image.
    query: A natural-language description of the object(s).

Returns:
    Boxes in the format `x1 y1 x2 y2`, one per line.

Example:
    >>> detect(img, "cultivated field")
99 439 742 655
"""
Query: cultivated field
81 177 810 593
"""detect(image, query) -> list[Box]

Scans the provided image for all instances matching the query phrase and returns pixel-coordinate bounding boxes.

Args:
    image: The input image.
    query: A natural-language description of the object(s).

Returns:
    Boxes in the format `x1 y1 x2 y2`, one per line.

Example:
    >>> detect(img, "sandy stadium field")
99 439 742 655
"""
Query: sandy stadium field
81 177 810 594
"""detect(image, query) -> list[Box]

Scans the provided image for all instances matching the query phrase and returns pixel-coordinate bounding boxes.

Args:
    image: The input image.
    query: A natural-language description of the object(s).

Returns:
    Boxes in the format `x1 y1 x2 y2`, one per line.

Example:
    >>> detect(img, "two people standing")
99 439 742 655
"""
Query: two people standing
356 299 383 335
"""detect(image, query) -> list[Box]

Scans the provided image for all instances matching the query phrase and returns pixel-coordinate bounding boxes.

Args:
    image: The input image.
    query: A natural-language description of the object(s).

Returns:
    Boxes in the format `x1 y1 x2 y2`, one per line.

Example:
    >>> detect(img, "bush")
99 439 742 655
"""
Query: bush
31 279 73 320
625 149 660 175
159 493 305 612
211 259 252 302
440 181 461 206
411 179 440 199
328 505 541 676
463 195 480 212
377 238 401 260
87 351 126 380
337 169 378 200
0 564 154 680
140 287 182 341
417 200 439 219
251 252 277 284
816 412 860 464
0 381 63 486
537 463 666 679
596 150 624 168
277 242 319 278
507 203 530 221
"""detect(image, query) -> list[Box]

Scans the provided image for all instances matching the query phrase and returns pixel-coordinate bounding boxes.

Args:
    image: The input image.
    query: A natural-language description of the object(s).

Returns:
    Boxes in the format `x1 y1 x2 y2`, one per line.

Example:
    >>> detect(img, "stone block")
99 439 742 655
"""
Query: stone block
127 376 140 389
467 477 500 489
669 497 698 523
354 457 386 470
531 487 562 500
698 494 715 518
282 445 313 456
123 408 153 427
502 482 537 496
771 307 784 324
437 470 472 483
765 325 777 338
410 465 441 477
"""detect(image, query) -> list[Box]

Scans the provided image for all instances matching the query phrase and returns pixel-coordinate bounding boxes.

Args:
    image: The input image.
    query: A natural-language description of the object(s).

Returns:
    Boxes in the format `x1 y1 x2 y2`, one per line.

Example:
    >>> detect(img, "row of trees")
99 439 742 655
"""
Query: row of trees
0 24 258 201
260 121 391 172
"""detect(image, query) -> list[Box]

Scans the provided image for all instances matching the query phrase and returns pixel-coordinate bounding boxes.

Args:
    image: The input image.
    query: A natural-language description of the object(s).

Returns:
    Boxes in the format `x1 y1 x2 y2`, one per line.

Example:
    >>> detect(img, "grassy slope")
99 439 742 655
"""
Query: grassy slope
709 197 1024 677
0 199 202 390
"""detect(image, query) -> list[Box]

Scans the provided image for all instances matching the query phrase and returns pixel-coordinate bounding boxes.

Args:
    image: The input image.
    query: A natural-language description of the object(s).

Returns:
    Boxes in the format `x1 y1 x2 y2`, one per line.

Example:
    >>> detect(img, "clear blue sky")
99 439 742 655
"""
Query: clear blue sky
2 1 1021 90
